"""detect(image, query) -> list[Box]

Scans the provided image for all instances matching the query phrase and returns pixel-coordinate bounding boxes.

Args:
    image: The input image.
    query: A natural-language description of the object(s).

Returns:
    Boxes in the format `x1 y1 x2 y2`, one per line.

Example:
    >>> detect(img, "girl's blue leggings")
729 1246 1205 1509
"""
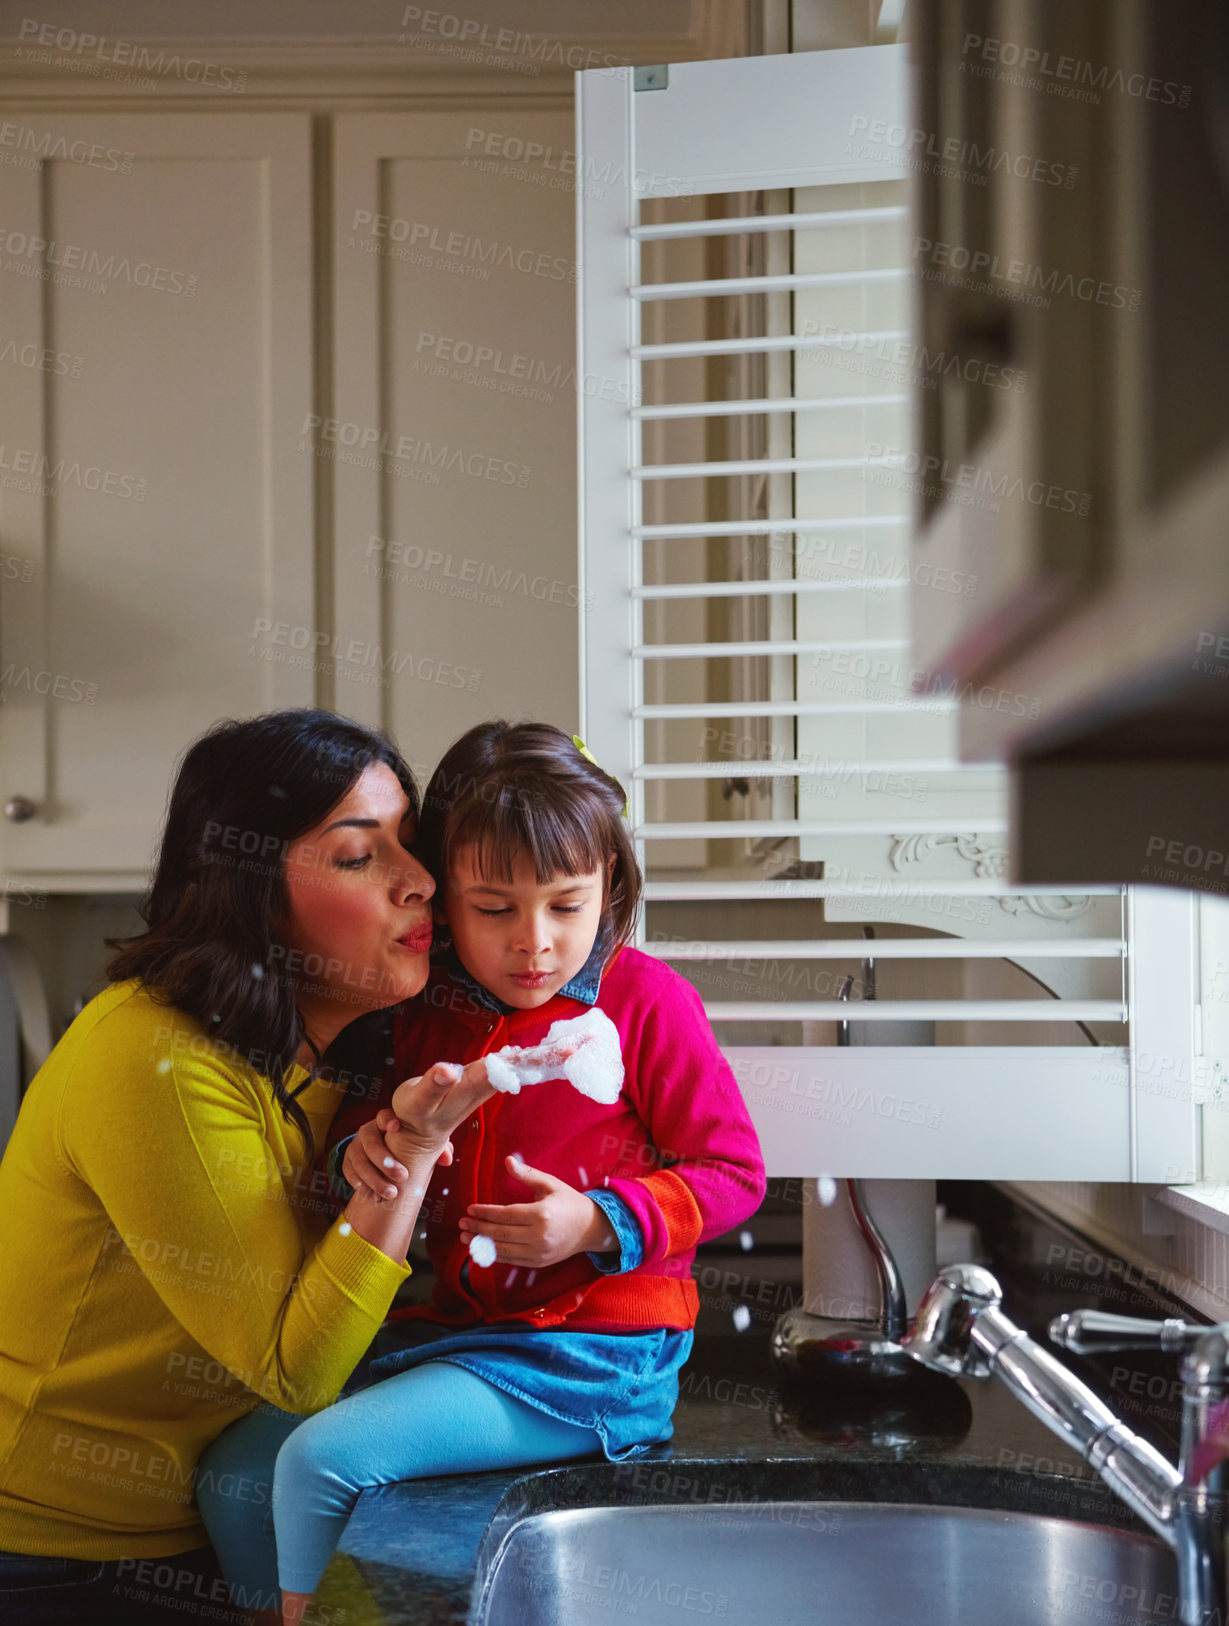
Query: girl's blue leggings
195 1362 602 1599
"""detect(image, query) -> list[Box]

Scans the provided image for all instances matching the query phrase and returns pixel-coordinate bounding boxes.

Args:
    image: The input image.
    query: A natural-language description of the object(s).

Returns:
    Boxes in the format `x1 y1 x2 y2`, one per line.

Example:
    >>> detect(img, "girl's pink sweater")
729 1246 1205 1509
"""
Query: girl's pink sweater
331 945 767 1332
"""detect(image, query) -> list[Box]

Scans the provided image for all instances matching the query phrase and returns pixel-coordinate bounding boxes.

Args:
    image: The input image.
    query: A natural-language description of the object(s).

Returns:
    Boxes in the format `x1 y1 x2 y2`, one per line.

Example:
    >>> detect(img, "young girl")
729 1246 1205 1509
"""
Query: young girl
198 721 766 1624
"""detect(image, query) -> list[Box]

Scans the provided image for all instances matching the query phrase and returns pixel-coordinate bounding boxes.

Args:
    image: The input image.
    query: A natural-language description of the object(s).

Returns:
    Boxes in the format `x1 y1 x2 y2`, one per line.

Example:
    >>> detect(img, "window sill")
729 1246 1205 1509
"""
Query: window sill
1158 1184 1229 1240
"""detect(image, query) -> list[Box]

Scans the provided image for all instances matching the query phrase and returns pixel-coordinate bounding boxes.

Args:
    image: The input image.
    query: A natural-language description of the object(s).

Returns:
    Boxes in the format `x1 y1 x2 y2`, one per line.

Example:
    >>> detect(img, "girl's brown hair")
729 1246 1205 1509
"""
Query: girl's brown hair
417 721 641 948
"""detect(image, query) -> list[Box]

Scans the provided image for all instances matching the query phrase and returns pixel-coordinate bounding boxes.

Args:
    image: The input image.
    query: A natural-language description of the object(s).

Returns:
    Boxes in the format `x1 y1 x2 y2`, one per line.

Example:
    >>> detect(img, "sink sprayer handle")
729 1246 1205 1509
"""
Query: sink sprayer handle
1049 1310 1208 1355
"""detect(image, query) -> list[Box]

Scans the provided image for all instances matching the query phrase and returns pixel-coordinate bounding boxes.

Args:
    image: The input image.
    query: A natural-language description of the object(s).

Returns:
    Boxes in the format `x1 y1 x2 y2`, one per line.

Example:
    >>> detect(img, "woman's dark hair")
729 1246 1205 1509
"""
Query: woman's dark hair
107 708 419 1158
417 720 641 950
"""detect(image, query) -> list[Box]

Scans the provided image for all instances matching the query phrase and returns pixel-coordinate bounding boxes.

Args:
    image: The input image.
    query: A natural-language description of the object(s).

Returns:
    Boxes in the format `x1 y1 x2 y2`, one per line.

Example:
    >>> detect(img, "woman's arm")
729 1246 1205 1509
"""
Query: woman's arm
65 1025 492 1416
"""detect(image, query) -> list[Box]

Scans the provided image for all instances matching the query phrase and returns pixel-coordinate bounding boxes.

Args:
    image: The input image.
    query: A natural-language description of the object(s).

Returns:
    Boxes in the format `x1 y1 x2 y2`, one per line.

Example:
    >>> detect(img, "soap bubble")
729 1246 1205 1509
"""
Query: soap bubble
468 1234 497 1268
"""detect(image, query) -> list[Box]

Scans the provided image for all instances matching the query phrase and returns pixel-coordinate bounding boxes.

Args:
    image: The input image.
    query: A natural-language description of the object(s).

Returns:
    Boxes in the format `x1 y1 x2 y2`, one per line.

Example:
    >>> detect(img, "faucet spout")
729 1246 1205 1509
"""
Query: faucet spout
904 1267 1180 1539
903 1266 1227 1626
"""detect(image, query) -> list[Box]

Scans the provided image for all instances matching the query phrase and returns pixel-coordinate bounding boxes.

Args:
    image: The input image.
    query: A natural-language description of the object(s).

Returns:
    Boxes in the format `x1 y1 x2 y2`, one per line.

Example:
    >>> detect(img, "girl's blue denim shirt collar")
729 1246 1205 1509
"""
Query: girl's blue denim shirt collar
435 920 612 1017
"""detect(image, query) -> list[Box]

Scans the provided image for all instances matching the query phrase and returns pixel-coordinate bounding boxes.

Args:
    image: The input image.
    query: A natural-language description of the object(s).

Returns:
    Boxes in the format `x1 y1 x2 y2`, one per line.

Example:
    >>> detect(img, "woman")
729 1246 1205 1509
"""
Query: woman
0 709 491 1624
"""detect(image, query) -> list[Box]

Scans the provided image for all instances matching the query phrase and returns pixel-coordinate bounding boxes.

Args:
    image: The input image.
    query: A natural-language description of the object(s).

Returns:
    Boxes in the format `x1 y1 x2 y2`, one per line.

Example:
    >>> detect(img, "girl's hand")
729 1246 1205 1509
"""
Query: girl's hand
459 1154 617 1267
389 1058 495 1162
342 1109 452 1202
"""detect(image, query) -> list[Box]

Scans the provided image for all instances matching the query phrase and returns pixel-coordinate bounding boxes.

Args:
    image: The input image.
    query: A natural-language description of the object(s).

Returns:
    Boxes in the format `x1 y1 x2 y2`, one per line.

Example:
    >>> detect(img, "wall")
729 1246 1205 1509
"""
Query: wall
1004 1181 1229 1324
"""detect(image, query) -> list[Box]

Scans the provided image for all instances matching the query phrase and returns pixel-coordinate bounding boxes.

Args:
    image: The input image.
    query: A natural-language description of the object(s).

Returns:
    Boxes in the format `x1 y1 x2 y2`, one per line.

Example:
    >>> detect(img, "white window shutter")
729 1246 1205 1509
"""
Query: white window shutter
574 50 1197 1182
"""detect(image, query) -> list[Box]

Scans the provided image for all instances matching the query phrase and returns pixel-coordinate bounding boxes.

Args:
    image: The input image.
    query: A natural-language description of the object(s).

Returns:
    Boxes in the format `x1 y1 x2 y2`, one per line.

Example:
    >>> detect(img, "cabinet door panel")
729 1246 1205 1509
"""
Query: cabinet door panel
332 112 577 779
0 114 313 883
910 0 1115 685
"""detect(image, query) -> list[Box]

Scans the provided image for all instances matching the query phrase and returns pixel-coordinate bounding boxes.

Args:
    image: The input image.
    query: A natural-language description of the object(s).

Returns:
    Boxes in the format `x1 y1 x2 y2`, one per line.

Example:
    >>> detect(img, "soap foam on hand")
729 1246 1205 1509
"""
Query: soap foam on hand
483 1008 624 1105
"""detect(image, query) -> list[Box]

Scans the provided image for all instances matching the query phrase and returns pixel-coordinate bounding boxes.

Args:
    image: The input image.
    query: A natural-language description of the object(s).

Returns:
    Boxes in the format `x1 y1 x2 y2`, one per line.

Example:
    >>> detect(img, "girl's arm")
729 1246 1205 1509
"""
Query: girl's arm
601 976 768 1268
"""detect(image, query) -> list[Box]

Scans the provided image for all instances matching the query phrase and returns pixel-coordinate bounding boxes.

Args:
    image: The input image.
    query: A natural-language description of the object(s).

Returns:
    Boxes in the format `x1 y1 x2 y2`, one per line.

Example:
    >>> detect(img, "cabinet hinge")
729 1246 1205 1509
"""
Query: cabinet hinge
1193 1056 1229 1108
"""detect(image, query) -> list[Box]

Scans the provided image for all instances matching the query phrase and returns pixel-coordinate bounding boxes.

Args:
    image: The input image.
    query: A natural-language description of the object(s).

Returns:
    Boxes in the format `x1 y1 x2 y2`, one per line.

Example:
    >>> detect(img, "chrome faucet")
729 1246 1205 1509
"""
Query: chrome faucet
903 1265 1226 1626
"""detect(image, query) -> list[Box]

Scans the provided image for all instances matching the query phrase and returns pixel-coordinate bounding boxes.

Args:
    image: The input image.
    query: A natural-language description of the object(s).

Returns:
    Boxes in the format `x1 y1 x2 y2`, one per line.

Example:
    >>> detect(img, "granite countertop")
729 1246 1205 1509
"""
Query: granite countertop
313 1320 1161 1626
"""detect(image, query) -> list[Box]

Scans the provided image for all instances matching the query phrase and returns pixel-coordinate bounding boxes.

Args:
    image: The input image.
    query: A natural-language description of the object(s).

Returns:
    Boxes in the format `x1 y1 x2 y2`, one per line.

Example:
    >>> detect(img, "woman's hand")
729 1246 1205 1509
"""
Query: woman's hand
388 1058 495 1161
459 1154 617 1267
341 1110 453 1203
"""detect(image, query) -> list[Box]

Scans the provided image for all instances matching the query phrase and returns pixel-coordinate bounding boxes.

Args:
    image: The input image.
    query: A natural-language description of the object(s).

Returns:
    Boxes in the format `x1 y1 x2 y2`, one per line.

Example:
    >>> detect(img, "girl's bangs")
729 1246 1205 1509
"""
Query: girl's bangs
449 788 606 886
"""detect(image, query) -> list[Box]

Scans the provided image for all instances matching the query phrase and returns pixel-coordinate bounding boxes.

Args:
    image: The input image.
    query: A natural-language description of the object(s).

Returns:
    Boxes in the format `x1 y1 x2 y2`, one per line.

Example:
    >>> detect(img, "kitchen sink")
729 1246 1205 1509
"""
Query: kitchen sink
471 1500 1177 1626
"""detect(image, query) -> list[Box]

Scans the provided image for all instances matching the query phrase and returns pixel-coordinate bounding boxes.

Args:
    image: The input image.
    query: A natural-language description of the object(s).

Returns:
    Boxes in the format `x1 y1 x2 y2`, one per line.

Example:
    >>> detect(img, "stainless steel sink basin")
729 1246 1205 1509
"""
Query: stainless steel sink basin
472 1501 1177 1626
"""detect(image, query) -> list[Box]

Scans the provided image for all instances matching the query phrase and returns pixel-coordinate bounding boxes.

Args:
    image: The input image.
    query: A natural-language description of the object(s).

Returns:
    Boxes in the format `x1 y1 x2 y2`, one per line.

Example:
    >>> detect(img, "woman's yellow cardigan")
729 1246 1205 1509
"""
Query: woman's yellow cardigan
0 979 410 1559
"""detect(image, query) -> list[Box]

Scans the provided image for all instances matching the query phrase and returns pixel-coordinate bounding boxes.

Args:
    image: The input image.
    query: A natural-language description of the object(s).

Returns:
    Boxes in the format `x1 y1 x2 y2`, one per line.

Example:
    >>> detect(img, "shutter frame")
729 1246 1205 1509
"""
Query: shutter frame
574 51 1198 1181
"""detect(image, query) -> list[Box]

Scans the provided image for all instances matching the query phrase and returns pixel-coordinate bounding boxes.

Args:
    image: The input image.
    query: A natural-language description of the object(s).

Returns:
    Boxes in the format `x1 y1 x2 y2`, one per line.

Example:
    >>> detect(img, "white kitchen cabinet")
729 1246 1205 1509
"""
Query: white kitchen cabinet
329 111 580 780
0 7 748 895
908 0 1229 892
0 113 314 889
908 0 1116 690
0 102 595 887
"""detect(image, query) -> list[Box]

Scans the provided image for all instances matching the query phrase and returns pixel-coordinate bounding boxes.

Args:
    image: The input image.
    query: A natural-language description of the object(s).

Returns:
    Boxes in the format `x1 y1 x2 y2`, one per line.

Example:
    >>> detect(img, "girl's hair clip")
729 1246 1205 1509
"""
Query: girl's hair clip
572 735 629 819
